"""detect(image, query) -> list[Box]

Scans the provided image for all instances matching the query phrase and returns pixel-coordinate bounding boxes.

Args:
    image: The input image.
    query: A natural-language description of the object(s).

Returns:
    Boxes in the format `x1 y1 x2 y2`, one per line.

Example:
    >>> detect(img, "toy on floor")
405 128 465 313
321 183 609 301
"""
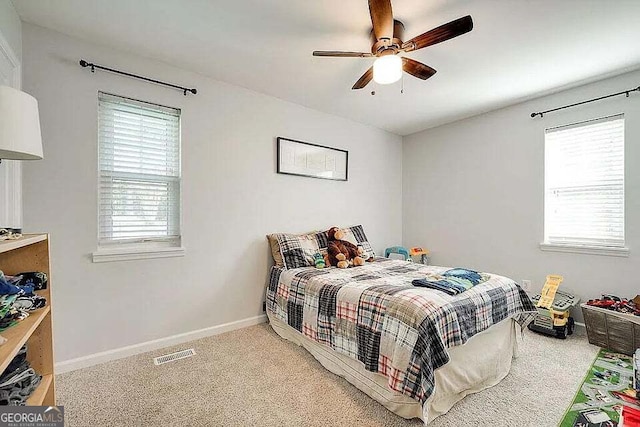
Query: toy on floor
623 405 640 427
528 275 580 339
586 294 640 316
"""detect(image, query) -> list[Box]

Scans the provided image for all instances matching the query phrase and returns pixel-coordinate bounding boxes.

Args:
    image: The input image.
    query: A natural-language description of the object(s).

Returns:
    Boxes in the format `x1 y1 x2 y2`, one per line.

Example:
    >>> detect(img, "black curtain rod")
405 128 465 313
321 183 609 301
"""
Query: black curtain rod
531 85 639 118
79 59 197 96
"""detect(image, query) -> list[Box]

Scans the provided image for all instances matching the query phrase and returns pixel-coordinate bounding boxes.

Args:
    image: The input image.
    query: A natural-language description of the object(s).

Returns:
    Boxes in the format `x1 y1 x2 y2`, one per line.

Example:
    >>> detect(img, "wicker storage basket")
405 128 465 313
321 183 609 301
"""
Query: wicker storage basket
581 303 640 355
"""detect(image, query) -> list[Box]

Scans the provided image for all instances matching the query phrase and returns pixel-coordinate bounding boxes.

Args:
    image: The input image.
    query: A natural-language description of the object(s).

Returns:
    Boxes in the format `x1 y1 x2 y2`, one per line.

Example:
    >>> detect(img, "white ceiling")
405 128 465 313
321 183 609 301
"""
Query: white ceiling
12 0 640 136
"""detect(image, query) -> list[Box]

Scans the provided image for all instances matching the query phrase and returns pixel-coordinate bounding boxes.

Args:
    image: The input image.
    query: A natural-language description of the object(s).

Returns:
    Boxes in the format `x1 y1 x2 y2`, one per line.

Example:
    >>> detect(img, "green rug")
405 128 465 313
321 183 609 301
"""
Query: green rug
560 349 639 427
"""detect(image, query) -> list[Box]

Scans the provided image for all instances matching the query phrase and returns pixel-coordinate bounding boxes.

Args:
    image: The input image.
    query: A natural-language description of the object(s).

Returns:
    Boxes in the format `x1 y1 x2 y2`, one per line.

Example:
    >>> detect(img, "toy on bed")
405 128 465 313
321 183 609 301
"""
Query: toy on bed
528 274 580 339
313 253 325 269
324 226 370 269
384 246 430 264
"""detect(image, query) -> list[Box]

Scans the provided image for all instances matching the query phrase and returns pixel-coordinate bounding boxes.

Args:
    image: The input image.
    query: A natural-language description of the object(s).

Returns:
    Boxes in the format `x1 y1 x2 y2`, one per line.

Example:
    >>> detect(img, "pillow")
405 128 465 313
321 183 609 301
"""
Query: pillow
273 232 323 269
266 234 285 267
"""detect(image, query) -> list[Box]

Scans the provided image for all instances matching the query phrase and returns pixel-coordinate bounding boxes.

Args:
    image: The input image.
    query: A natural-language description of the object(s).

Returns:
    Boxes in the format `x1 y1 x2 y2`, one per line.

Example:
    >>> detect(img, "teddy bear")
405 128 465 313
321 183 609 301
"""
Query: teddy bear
324 226 366 269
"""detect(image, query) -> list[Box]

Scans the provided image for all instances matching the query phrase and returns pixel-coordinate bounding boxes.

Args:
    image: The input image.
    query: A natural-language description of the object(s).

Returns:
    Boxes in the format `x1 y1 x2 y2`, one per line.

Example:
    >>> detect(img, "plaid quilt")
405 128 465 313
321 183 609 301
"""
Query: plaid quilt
266 258 536 404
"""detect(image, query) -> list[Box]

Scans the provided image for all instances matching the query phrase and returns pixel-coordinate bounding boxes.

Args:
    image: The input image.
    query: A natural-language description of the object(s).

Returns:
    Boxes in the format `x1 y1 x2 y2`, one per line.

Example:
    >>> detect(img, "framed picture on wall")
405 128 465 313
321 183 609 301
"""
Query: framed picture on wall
276 137 348 181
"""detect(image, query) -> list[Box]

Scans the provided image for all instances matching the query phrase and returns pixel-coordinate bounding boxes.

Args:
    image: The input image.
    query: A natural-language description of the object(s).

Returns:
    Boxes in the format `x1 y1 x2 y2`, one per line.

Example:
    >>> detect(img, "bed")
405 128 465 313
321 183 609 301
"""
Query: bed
265 256 536 424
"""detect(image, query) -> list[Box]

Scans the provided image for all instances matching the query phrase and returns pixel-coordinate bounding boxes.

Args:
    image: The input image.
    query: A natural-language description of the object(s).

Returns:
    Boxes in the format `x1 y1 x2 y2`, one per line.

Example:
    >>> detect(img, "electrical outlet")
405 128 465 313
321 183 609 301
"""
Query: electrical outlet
522 280 532 291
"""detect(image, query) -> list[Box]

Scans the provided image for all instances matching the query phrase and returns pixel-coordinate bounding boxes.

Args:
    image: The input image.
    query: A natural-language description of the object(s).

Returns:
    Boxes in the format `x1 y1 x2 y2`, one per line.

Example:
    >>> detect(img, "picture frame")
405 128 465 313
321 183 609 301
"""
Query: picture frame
276 137 348 181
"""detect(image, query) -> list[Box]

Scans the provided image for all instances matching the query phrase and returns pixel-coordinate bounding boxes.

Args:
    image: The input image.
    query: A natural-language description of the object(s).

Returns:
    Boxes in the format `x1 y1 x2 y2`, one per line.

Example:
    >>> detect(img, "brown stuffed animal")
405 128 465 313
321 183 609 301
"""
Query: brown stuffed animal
325 226 366 268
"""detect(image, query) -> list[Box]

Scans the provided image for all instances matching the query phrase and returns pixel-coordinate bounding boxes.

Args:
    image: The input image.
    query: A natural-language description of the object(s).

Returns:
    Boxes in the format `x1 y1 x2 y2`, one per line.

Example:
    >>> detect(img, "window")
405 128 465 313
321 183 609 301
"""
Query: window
542 114 626 256
94 93 183 262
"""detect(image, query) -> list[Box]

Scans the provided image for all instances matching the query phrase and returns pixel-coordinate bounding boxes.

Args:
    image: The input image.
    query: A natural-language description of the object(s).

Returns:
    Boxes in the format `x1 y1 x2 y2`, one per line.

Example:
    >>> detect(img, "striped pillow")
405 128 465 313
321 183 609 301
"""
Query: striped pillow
274 232 323 269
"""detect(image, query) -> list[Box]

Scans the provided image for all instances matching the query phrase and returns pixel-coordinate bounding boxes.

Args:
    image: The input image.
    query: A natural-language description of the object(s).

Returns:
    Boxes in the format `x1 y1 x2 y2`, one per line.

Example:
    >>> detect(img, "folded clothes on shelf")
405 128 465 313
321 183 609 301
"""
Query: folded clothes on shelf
0 345 41 406
6 272 48 291
0 295 28 332
0 271 47 333
0 272 33 296
0 230 21 242
13 295 46 312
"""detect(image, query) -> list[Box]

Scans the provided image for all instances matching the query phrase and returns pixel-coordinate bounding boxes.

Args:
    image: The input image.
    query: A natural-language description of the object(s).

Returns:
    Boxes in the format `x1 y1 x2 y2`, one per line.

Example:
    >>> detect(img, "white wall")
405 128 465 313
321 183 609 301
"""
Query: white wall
21 24 402 363
403 69 640 321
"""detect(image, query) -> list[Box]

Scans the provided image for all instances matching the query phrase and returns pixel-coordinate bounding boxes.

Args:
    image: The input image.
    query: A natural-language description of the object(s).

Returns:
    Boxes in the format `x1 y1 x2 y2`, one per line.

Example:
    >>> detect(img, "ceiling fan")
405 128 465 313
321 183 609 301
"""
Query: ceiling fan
313 0 473 90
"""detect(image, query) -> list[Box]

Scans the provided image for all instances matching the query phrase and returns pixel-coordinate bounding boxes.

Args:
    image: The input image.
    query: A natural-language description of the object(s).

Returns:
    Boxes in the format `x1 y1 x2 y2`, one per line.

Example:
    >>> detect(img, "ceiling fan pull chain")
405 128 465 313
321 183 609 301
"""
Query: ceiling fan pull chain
401 73 404 94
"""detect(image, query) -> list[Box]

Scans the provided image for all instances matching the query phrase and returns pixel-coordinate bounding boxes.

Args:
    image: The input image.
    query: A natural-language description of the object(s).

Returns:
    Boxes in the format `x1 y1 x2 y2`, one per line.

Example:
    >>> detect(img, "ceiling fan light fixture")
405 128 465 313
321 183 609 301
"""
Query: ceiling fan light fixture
373 55 402 85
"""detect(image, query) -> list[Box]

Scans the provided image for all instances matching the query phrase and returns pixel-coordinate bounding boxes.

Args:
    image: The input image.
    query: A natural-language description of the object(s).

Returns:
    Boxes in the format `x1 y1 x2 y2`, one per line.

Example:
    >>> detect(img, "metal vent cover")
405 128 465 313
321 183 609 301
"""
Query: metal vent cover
153 348 196 366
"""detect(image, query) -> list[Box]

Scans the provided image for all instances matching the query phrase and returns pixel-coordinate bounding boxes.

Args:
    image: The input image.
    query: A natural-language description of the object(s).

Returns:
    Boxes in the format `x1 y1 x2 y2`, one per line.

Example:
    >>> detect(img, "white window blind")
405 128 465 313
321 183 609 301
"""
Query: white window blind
544 114 624 248
98 93 181 245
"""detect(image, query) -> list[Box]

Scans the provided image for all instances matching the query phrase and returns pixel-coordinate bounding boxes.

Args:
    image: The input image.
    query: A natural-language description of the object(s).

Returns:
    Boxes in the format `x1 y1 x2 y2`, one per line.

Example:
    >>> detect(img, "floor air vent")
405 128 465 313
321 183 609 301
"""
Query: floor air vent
153 348 196 366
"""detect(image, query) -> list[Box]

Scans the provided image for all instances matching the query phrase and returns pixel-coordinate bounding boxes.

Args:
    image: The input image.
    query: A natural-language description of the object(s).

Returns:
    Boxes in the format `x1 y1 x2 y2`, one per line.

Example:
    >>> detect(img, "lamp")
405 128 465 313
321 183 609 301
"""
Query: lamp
0 86 43 161
373 55 402 85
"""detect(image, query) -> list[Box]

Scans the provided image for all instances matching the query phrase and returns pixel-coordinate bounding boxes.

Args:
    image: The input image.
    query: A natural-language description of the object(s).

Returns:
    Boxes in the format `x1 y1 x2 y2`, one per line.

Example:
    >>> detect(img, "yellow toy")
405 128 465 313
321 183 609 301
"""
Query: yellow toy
528 275 580 339
536 274 563 309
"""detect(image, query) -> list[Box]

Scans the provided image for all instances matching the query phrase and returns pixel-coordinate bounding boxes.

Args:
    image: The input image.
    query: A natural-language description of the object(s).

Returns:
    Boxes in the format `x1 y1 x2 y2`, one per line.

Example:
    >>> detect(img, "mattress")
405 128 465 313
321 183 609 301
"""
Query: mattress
266 258 535 417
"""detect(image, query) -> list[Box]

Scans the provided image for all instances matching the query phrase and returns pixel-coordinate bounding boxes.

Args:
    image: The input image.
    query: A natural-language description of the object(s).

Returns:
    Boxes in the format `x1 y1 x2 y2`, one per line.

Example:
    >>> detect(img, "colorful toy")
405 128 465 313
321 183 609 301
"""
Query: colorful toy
587 294 640 316
385 246 430 264
409 247 430 265
573 409 615 426
313 253 325 269
622 405 640 427
384 246 410 261
528 275 580 339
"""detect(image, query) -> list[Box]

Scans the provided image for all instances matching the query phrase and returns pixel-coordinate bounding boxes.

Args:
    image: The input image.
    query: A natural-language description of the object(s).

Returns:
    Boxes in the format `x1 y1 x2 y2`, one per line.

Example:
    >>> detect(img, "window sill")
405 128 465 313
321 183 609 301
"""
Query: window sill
92 245 185 263
539 243 629 257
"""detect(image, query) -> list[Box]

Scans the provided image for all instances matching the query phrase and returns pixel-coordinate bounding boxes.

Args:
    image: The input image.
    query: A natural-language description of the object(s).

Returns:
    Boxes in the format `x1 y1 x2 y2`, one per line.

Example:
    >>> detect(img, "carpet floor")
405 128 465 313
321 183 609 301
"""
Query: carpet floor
57 322 599 427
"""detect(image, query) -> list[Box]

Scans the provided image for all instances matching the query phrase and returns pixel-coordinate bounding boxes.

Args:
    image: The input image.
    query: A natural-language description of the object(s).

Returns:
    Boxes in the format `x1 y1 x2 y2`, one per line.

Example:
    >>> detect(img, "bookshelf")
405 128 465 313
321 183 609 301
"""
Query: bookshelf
0 234 55 405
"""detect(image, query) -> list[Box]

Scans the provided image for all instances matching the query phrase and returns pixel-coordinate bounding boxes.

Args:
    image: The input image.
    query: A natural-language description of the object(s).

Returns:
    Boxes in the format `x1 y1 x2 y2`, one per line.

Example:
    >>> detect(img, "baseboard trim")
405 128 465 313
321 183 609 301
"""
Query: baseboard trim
55 314 267 374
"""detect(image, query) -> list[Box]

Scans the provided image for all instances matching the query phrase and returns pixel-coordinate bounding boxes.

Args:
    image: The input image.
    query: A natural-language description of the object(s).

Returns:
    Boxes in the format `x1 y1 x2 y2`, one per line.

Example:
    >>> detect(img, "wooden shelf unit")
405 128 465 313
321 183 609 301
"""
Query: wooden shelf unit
0 234 55 406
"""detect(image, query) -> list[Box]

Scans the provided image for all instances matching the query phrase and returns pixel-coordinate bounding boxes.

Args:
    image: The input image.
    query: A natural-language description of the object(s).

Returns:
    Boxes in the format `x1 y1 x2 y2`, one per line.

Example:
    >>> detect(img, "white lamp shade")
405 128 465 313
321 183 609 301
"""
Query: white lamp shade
373 55 402 85
0 86 43 160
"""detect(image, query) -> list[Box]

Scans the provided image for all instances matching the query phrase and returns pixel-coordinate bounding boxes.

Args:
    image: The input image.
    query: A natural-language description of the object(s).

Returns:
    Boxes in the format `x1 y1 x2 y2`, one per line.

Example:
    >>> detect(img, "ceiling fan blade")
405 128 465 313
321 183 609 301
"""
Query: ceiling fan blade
402 57 437 80
313 51 373 58
368 0 394 41
352 67 374 90
402 15 473 52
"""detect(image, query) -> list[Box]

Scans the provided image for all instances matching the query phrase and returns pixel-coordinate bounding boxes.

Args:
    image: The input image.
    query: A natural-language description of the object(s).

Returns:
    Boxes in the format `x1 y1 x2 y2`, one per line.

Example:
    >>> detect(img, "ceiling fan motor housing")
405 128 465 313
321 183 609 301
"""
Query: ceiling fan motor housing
371 20 405 55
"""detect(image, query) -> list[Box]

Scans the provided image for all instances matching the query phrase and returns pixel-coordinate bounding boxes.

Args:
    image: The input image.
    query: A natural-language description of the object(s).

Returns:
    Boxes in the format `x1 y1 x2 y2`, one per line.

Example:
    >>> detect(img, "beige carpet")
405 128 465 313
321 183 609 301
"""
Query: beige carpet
57 322 598 427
